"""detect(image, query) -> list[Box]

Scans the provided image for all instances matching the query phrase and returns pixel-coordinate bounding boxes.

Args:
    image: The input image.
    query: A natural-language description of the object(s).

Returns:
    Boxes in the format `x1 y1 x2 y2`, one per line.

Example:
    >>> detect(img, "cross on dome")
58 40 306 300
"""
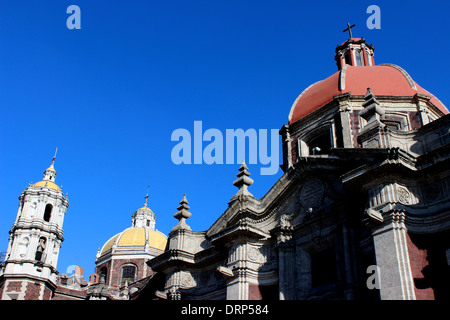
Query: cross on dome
143 185 150 208
343 22 356 39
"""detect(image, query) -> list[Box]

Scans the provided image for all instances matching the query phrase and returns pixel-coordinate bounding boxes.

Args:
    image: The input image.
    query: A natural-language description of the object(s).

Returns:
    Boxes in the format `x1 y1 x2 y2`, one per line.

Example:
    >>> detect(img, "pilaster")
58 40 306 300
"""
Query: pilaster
368 211 416 300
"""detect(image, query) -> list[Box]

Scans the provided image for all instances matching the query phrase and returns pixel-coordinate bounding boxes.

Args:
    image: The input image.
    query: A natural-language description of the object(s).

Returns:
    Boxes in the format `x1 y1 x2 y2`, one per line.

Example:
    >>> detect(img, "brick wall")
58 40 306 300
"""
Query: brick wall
24 281 42 300
248 283 262 300
42 286 52 300
6 281 22 293
406 232 435 300
96 258 153 288
53 286 88 300
110 258 151 287
408 111 422 130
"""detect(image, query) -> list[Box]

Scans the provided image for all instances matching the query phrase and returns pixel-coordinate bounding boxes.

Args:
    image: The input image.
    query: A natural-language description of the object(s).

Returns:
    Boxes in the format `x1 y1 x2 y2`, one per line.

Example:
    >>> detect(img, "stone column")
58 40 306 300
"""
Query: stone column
274 217 295 300
295 247 311 300
336 94 354 148
370 211 416 300
226 243 249 300
341 223 356 299
226 267 249 300
277 242 295 300
413 93 432 127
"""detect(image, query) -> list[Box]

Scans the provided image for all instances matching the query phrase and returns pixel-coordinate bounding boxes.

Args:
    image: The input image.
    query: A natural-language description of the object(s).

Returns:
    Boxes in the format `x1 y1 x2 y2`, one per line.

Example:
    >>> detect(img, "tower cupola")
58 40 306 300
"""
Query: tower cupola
132 188 156 229
335 23 375 70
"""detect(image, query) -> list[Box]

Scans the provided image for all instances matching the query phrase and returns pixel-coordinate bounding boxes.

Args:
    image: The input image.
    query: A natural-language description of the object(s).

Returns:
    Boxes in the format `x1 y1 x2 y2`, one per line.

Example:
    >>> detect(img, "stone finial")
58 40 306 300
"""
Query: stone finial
357 88 387 148
172 194 192 231
232 160 254 199
359 88 385 124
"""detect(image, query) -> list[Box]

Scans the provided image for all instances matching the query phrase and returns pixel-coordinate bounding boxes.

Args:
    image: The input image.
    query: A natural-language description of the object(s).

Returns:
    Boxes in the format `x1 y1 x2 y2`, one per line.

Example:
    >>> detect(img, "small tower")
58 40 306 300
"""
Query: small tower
131 187 156 229
0 151 69 300
335 24 375 70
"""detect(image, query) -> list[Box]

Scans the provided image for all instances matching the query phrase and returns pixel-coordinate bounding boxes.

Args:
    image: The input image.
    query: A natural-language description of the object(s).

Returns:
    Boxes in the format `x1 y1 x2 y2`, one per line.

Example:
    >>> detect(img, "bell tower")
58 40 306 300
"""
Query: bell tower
0 150 69 300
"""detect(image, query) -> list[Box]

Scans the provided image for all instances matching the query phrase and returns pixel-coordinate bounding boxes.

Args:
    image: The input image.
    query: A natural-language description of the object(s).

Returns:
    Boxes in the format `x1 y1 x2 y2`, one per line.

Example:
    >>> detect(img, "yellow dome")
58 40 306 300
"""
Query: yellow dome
32 180 61 191
46 166 56 172
98 227 167 258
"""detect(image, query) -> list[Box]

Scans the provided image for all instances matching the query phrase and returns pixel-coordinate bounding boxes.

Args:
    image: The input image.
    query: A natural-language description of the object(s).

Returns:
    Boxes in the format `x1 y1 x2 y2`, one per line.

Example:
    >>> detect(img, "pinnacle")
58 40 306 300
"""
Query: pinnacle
363 87 380 106
172 194 192 231
232 161 254 199
238 160 248 171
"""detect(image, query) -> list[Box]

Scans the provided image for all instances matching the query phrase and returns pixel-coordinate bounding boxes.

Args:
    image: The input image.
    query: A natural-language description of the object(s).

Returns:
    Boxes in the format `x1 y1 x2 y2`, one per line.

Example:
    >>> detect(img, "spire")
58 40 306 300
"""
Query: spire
43 148 58 182
172 194 192 231
51 147 58 169
231 160 254 200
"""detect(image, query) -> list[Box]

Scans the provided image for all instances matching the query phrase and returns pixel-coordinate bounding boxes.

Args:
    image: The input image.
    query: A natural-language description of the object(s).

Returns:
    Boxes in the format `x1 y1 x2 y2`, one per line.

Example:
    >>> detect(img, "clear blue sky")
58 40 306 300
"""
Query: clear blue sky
1 0 449 277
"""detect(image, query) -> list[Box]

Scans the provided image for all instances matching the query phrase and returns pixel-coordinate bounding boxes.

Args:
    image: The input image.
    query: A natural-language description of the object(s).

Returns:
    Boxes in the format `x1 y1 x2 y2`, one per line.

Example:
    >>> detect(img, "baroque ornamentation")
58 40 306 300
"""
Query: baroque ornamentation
247 246 264 263
300 178 324 210
180 272 196 288
397 186 411 205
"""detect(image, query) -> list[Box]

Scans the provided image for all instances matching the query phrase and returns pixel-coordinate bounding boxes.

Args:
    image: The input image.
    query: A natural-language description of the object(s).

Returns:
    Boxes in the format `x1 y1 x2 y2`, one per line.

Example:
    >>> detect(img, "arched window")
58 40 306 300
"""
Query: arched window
308 131 331 155
344 51 352 65
355 50 364 66
100 267 108 283
121 265 136 286
43 204 52 222
89 273 99 284
298 125 334 157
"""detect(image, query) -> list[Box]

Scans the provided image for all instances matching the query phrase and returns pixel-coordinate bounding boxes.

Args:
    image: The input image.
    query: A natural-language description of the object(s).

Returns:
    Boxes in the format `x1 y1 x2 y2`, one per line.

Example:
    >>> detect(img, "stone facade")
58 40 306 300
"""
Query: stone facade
147 37 450 300
1 36 448 301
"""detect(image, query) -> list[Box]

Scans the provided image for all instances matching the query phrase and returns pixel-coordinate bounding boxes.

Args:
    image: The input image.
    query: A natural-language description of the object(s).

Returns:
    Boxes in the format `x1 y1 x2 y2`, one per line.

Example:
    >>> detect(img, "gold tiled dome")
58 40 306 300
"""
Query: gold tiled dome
99 227 167 258
32 180 61 191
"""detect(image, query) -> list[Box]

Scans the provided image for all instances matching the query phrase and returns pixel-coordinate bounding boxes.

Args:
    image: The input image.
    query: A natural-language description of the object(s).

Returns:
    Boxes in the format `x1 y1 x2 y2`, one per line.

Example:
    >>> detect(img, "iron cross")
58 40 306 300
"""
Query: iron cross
343 22 356 39
144 186 150 206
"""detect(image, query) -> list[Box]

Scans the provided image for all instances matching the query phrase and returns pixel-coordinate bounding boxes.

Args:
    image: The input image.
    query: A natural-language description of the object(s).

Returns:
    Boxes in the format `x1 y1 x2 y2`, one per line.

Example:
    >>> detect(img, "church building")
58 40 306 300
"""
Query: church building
146 35 450 300
0 32 449 300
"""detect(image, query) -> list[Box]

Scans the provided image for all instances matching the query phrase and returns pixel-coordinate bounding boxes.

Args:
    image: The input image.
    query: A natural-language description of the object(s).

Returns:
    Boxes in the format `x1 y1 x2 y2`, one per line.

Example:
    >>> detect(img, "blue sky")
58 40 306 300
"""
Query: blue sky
1 1 449 277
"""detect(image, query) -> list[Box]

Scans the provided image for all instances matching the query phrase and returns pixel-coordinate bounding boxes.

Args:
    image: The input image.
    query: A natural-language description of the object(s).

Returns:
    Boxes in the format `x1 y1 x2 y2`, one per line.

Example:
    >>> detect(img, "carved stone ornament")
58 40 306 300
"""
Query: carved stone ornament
280 213 295 228
247 247 264 263
300 178 324 209
180 272 196 288
397 186 411 205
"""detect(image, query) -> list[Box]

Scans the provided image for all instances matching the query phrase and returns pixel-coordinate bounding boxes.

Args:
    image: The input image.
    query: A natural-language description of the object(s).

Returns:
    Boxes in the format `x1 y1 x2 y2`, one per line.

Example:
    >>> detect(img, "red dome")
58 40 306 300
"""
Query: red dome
288 64 448 125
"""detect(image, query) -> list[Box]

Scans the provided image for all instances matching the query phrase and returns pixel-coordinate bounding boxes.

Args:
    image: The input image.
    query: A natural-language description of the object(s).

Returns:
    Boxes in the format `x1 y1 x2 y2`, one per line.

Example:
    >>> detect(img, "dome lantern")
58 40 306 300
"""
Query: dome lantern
335 24 375 70
132 187 156 229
